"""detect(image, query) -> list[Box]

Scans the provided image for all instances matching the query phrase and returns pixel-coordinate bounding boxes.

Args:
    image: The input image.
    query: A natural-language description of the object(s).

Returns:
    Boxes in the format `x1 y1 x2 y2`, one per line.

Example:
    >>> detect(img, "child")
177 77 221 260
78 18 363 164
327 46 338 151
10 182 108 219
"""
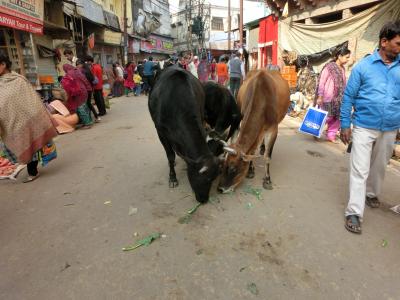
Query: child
133 71 143 96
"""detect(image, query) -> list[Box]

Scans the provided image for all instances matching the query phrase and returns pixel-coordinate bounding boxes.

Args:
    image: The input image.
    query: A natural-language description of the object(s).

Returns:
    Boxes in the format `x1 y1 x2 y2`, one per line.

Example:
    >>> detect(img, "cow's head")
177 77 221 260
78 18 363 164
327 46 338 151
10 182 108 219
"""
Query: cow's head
217 143 254 193
187 156 220 203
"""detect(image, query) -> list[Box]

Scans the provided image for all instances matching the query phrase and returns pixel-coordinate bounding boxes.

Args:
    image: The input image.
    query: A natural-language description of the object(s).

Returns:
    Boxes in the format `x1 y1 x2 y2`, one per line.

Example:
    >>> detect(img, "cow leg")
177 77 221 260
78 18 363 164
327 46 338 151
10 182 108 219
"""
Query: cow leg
259 143 265 155
157 133 179 188
246 161 255 178
263 128 278 190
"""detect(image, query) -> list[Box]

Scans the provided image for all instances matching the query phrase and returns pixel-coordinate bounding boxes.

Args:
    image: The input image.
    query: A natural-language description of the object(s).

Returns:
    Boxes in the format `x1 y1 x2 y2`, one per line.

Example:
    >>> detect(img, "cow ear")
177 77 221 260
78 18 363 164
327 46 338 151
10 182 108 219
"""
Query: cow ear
199 165 208 174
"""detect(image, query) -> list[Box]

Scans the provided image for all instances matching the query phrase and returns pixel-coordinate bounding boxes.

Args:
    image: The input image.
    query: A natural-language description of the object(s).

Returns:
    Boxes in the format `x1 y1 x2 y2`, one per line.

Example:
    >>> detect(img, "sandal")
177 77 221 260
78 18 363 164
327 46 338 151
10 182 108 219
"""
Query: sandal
345 215 362 234
23 174 40 183
366 196 380 208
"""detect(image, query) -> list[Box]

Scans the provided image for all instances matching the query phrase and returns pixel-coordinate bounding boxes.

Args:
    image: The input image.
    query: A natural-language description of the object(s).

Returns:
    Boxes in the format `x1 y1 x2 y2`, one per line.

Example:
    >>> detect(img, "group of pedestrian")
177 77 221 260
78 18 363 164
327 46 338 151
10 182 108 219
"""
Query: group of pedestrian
300 21 400 234
174 51 246 99
63 50 107 125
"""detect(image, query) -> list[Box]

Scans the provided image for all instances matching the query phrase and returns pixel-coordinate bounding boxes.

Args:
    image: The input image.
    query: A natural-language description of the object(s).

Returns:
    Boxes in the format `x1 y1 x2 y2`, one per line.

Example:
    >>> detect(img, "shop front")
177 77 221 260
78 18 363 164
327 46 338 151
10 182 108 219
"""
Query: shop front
258 15 278 68
91 30 122 68
137 34 174 61
0 0 44 85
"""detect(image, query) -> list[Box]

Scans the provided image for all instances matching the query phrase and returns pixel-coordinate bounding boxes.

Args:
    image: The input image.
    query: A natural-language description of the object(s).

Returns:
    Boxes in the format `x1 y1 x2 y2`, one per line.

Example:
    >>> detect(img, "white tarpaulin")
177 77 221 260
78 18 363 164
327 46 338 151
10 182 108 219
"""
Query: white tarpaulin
279 0 400 62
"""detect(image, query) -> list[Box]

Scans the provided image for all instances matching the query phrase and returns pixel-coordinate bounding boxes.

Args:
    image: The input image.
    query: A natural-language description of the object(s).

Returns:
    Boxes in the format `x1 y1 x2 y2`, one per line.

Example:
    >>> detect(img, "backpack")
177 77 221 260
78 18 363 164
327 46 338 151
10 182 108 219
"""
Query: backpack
61 74 81 96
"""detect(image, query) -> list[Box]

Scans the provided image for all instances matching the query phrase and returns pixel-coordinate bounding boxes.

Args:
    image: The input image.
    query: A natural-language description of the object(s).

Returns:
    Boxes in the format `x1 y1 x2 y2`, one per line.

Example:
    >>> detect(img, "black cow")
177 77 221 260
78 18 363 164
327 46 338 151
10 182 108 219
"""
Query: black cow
203 81 241 155
148 67 220 203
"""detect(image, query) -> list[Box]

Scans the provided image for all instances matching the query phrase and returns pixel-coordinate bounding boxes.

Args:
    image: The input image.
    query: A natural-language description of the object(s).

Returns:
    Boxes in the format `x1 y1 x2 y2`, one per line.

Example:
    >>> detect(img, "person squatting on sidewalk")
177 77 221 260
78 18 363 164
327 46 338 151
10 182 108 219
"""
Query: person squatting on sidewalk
340 21 400 234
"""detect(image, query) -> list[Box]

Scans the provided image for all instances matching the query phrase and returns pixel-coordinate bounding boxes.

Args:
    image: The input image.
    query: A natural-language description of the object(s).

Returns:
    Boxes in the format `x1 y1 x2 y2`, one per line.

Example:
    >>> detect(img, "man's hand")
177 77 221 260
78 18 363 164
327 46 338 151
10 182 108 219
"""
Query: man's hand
340 128 352 145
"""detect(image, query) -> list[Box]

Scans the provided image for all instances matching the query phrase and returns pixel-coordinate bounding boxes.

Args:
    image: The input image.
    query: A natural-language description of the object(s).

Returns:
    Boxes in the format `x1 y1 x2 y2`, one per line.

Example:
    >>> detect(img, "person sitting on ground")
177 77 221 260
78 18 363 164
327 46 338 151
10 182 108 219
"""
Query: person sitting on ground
62 64 93 128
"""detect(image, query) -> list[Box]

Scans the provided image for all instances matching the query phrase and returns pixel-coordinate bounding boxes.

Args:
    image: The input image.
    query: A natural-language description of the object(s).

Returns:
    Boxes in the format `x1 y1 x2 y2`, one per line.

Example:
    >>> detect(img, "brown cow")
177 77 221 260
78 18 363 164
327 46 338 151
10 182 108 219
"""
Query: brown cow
218 69 290 192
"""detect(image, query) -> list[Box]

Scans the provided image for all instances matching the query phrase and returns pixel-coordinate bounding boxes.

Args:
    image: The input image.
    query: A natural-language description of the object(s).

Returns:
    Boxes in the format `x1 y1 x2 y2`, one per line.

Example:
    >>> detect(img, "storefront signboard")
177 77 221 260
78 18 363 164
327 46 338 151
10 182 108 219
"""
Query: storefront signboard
0 0 44 33
104 30 122 45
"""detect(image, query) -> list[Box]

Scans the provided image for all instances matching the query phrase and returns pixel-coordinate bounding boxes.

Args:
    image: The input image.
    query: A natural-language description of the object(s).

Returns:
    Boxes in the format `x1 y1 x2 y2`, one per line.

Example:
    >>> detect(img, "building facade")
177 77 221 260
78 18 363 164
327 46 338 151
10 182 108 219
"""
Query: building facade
130 0 174 61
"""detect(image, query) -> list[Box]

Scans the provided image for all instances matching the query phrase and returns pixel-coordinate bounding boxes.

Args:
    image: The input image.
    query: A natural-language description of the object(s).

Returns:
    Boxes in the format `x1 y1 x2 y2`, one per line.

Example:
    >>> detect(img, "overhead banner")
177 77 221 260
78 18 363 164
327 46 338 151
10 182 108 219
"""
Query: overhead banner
0 0 44 33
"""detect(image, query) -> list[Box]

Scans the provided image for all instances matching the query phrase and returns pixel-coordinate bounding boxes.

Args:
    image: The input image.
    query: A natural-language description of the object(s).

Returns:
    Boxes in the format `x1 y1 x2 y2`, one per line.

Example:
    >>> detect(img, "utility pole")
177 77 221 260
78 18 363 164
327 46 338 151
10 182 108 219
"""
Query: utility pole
188 0 192 53
123 0 128 64
228 0 231 51
239 0 243 49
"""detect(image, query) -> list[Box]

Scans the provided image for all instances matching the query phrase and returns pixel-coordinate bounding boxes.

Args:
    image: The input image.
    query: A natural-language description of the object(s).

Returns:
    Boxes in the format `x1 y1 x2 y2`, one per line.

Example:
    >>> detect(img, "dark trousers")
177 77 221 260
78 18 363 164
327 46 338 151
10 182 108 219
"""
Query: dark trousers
27 160 39 176
86 91 98 119
143 75 154 94
230 77 241 99
93 89 107 116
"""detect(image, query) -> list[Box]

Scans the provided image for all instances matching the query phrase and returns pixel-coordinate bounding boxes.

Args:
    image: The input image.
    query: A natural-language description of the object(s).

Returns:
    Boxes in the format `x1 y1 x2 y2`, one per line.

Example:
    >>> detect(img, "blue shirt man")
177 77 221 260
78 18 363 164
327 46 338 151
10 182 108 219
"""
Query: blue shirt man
143 58 155 76
340 21 400 235
340 50 400 131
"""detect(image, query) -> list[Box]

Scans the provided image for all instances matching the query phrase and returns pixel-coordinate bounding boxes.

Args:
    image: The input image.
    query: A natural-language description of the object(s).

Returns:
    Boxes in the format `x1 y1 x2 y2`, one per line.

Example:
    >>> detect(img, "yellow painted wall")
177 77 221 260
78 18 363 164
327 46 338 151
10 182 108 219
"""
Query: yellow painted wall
93 0 133 34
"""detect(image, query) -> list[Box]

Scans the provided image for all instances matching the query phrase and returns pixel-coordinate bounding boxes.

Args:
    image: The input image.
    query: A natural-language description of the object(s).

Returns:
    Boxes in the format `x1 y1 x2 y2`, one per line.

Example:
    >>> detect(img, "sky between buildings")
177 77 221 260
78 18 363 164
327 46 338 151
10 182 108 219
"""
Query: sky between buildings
169 0 270 24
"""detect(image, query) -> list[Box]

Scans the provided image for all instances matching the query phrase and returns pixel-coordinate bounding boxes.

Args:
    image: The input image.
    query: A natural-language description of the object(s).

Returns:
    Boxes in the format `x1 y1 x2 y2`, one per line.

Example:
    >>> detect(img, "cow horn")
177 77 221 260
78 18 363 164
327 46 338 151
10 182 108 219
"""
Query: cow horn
199 165 208 174
218 139 229 147
223 146 237 155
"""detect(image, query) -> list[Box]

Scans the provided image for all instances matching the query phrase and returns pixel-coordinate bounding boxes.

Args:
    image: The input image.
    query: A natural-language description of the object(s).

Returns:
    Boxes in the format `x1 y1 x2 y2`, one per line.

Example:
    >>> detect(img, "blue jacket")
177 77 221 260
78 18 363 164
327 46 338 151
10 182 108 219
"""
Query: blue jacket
340 49 400 131
143 61 155 76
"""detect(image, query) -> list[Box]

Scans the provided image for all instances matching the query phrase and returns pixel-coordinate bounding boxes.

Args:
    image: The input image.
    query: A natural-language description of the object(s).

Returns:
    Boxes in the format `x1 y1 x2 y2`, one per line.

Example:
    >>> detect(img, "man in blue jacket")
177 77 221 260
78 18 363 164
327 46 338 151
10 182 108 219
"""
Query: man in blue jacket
340 21 400 234
143 56 156 95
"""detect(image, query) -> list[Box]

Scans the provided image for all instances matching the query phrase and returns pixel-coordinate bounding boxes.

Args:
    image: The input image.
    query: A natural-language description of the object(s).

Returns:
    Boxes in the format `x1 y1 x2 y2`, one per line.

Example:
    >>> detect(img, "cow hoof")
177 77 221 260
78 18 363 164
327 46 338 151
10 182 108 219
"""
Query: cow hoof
246 170 255 178
169 179 179 188
263 180 273 190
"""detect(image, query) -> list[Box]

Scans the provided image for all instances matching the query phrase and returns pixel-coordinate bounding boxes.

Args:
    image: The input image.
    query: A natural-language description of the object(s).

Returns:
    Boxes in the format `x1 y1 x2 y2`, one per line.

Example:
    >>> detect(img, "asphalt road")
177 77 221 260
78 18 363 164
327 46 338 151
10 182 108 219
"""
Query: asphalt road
1 95 399 300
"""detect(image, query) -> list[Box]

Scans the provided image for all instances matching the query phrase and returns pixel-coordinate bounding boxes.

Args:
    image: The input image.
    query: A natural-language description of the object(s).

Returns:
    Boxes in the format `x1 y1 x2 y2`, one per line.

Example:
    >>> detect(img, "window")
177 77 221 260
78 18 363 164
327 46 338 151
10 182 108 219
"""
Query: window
110 4 114 12
211 17 224 31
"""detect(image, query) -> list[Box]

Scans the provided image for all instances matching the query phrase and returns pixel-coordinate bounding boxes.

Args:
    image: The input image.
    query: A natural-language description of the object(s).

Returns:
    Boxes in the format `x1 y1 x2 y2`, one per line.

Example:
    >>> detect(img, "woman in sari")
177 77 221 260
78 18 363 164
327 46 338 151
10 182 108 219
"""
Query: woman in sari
113 62 124 97
316 48 351 142
124 61 136 96
76 59 100 122
62 64 93 128
0 55 57 182
210 58 217 81
197 57 209 83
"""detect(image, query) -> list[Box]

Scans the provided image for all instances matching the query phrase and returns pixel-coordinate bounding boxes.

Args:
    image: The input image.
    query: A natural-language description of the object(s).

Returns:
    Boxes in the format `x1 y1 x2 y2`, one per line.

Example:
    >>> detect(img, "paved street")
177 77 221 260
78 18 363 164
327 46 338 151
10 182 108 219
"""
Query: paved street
1 95 399 300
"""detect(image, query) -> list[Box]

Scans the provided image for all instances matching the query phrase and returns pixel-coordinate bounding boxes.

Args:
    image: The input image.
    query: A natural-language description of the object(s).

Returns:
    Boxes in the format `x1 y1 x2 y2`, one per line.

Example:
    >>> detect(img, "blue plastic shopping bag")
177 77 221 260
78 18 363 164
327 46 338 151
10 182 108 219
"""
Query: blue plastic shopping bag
299 106 328 138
